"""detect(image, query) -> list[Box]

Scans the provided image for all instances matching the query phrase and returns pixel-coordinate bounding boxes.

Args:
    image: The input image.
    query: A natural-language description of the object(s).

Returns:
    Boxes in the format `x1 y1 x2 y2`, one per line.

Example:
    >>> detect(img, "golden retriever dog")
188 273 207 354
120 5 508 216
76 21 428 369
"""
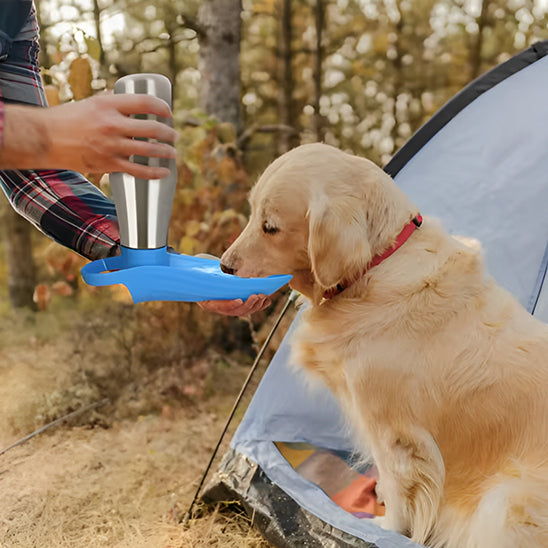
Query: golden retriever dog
220 143 548 548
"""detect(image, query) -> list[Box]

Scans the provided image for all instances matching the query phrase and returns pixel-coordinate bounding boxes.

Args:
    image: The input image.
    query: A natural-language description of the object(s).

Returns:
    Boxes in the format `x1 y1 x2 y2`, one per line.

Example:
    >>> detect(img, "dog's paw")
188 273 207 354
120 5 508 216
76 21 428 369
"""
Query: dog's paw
374 480 385 505
371 515 411 539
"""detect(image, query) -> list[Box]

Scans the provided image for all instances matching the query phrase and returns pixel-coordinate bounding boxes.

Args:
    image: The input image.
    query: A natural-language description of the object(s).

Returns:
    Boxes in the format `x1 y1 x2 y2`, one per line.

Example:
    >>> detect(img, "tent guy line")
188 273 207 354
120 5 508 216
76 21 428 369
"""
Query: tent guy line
183 289 299 525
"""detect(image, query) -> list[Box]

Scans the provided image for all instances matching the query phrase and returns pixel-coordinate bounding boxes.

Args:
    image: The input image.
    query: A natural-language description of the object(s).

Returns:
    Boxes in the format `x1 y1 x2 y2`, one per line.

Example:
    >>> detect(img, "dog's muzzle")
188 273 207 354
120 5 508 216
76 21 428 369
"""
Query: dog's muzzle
220 263 236 275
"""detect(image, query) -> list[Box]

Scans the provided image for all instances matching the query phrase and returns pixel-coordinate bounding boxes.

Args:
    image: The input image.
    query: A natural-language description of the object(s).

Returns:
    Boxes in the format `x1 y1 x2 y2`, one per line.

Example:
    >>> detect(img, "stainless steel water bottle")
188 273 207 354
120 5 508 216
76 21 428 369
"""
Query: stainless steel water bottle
109 73 176 250
81 72 292 302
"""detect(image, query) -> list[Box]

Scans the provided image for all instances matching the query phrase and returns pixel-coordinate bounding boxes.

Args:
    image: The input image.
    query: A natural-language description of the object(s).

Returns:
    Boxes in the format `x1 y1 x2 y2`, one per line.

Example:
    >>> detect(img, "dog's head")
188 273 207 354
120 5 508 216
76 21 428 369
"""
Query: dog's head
220 143 418 302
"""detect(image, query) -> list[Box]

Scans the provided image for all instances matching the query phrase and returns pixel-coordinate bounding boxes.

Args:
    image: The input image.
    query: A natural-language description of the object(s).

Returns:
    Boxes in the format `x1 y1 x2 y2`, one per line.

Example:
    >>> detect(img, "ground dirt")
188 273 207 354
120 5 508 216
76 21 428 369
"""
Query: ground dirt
0 294 295 548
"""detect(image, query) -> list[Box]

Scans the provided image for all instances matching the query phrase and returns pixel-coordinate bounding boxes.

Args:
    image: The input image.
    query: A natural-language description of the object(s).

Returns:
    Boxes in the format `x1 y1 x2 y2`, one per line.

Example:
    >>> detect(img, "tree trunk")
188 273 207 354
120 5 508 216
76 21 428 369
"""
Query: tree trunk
277 0 297 154
1 202 37 310
33 0 52 71
312 0 325 143
470 0 488 80
389 1 404 156
197 0 243 133
164 5 180 100
92 0 106 67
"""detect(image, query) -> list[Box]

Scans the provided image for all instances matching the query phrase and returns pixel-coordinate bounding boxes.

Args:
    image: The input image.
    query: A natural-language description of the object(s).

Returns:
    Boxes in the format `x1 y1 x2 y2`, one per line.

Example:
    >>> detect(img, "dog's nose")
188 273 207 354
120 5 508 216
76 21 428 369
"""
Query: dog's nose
220 263 235 275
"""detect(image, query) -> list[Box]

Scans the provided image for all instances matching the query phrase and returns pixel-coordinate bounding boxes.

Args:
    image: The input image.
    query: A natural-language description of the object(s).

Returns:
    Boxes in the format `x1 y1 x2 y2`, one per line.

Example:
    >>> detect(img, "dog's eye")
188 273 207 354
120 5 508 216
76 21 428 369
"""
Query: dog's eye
262 221 279 235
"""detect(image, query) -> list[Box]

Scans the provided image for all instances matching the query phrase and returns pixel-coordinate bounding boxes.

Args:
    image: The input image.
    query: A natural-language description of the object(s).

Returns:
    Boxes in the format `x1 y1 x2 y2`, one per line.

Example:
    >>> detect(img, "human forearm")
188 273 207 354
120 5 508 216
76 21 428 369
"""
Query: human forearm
0 94 178 178
0 101 49 167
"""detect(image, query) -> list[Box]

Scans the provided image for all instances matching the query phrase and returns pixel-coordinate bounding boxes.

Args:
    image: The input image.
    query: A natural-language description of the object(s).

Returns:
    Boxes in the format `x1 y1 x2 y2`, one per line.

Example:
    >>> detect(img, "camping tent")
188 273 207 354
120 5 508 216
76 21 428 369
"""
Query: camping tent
203 40 548 547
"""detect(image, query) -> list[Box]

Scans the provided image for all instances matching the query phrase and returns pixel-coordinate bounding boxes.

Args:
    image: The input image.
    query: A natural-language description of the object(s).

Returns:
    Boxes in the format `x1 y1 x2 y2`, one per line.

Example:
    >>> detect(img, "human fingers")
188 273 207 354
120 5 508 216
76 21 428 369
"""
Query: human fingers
105 94 174 119
197 299 245 316
114 158 172 180
117 138 176 160
241 294 271 314
122 117 178 143
197 295 271 316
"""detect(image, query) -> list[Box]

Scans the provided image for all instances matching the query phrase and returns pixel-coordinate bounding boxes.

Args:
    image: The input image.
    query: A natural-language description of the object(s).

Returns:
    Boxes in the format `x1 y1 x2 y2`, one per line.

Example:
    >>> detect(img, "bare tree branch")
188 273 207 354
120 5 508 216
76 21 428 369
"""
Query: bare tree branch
237 124 298 149
179 14 206 38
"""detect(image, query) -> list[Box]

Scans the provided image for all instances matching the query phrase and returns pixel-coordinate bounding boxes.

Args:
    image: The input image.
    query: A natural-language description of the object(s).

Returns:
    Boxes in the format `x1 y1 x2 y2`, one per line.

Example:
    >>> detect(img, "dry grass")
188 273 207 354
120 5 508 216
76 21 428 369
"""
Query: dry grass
0 299 277 548
169 504 271 548
0 416 269 547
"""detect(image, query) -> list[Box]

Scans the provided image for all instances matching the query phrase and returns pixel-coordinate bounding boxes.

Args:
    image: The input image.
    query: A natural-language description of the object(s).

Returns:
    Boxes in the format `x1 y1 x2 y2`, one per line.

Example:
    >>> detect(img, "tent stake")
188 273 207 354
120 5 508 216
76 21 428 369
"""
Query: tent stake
182 290 298 525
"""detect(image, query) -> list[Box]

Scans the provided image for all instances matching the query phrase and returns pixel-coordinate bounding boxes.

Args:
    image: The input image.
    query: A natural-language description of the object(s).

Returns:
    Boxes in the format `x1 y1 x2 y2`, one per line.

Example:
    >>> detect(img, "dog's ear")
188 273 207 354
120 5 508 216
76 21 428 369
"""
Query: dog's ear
308 194 372 293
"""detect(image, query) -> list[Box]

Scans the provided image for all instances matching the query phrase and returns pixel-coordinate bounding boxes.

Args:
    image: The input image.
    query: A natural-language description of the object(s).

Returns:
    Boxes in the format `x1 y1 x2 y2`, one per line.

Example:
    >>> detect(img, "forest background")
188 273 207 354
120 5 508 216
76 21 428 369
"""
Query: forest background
0 1 547 546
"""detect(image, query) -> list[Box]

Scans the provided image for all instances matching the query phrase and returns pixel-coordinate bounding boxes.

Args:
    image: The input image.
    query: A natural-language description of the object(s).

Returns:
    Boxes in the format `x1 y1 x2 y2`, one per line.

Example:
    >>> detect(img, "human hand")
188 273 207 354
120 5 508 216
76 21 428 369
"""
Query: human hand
197 294 271 316
2 94 178 179
188 255 272 316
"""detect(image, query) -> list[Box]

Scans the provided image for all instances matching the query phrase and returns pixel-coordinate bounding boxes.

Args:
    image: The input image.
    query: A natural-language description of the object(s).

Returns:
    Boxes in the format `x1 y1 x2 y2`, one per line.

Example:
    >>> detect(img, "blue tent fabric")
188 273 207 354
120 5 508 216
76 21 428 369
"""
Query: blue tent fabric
386 43 548 317
385 40 548 180
228 309 421 547
204 40 548 547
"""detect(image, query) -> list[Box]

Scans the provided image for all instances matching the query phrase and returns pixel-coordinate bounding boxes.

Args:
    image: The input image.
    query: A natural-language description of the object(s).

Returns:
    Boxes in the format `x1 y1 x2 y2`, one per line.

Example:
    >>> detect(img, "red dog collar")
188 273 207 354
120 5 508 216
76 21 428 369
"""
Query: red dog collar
323 214 423 300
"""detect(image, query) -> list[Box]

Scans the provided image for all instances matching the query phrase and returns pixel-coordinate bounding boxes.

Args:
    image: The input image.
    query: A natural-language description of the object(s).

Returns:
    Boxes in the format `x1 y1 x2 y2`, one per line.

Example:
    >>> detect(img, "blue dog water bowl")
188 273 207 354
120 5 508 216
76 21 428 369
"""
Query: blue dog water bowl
81 246 292 303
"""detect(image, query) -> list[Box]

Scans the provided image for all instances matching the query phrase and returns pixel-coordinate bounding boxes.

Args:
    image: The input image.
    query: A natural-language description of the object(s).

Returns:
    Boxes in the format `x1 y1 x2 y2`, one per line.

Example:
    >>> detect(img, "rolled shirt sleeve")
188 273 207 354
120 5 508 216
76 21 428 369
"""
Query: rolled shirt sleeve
0 169 120 259
0 1 120 260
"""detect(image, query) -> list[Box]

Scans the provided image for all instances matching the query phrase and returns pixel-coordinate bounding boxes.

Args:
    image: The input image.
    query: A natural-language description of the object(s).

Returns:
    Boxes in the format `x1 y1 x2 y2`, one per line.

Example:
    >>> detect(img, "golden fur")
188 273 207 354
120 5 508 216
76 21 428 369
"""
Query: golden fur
220 143 548 547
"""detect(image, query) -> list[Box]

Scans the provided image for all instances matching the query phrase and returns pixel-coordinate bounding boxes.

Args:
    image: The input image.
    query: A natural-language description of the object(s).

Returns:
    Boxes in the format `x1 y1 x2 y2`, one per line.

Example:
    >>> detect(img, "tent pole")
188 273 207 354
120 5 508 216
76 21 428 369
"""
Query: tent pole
182 289 298 524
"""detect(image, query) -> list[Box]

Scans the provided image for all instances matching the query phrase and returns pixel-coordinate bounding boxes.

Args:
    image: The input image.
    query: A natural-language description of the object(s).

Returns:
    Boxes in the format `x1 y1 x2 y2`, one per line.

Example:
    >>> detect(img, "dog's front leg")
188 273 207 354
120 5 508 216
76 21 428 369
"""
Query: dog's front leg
371 426 445 544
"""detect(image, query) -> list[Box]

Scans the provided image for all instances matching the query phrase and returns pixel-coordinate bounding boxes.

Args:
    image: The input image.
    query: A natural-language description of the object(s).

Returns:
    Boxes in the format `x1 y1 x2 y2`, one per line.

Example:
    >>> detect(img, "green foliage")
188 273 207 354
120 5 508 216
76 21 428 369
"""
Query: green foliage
38 0 548 162
14 0 548 395
238 0 548 162
40 0 548 163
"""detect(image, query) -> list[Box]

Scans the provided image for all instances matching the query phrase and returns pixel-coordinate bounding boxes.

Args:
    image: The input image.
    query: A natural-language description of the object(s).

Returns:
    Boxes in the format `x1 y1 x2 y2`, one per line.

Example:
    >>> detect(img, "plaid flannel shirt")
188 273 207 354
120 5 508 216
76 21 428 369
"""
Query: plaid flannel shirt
0 1 119 260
